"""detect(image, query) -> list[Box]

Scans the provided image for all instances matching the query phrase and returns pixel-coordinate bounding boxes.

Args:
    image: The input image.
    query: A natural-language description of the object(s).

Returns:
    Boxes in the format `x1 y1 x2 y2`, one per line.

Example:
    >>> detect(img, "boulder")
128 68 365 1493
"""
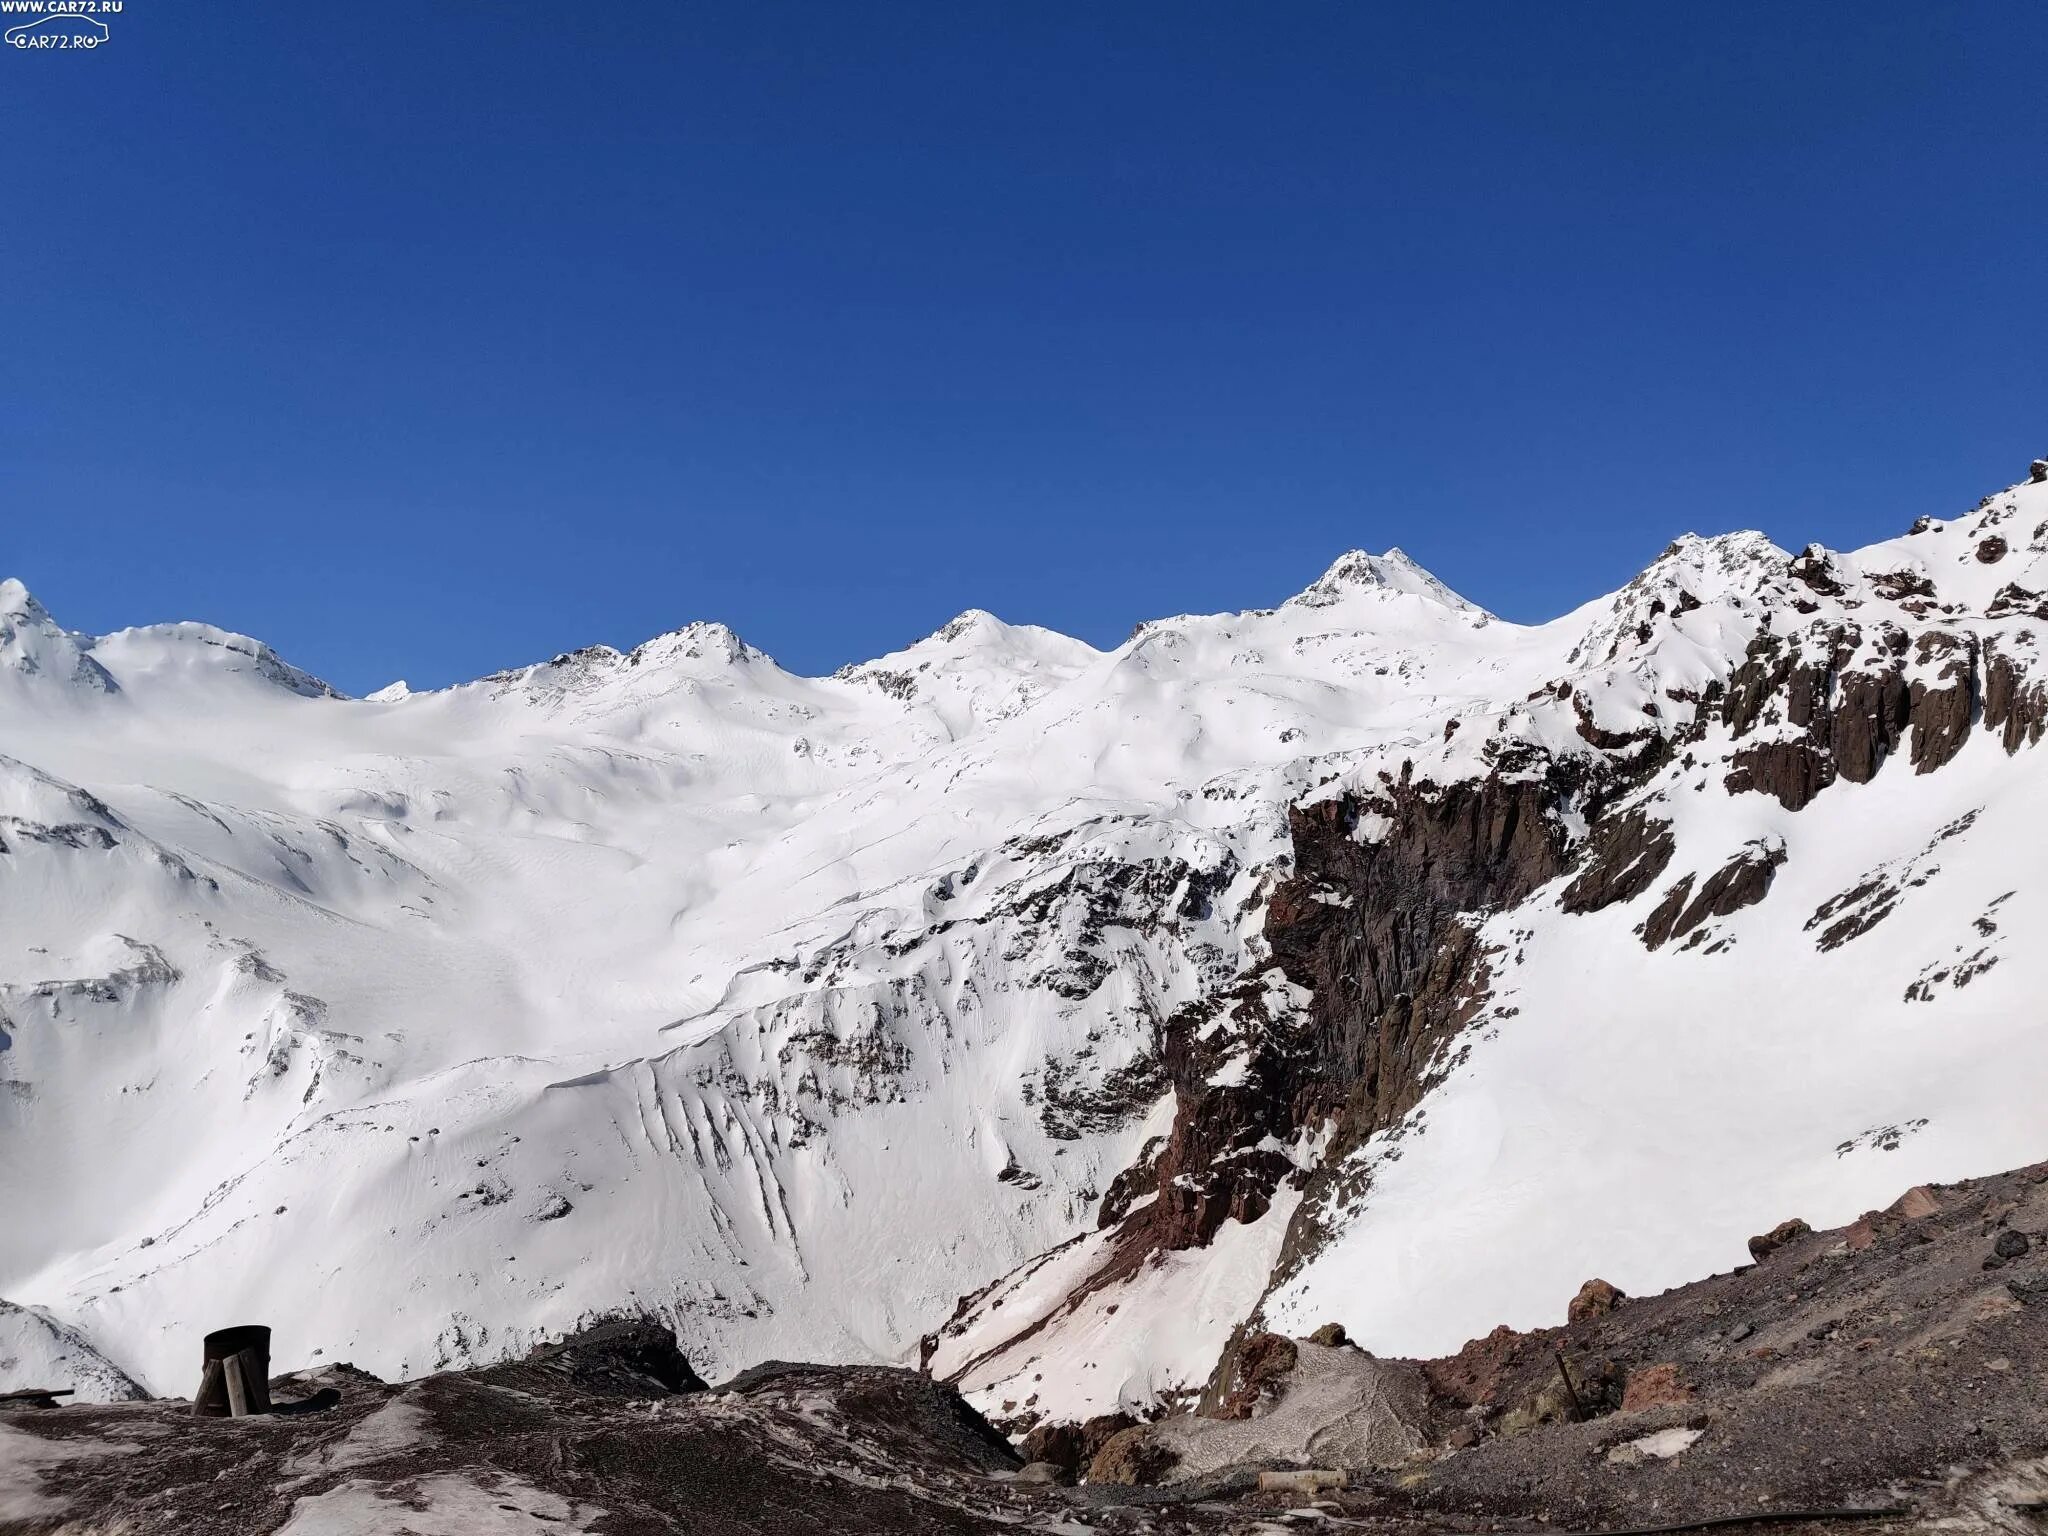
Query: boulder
1014 1460 1072 1486
1019 1419 1083 1474
1889 1185 1940 1220
1747 1218 1812 1262
1568 1278 1626 1324
1086 1423 1180 1486
1077 1410 1137 1467
1306 1322 1349 1347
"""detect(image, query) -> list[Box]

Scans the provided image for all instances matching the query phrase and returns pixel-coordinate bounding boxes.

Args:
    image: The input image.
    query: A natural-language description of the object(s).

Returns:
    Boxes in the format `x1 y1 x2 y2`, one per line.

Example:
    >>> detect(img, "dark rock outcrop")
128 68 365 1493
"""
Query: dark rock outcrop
476 1315 708 1398
1747 1216 1812 1262
1266 775 1572 1134
1724 739 1837 811
1639 838 1786 951
1559 808 1674 914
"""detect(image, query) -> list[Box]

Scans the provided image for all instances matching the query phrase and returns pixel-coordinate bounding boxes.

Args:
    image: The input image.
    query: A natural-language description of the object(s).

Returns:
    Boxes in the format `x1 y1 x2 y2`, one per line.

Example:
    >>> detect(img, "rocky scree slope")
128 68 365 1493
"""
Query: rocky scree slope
3 470 2048 1434
4 1163 2044 1535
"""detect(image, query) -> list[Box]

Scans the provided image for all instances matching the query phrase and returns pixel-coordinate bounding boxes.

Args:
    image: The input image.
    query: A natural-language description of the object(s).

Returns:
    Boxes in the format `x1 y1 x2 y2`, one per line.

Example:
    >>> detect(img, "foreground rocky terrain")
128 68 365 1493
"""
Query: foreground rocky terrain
6 1159 2042 1535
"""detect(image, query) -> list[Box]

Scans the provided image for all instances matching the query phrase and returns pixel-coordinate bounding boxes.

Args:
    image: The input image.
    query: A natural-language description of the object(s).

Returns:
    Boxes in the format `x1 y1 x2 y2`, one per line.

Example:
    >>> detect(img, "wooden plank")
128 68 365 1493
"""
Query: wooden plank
235 1348 272 1415
223 1354 249 1418
192 1359 226 1418
0 1387 74 1402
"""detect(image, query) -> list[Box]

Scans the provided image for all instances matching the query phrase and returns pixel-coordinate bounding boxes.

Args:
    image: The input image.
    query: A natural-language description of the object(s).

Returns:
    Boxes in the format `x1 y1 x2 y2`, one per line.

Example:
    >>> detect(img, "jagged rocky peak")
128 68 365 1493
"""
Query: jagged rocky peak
627 618 765 669
1289 547 1489 616
1641 530 1788 597
934 606 1006 644
0 577 120 695
1566 530 1792 672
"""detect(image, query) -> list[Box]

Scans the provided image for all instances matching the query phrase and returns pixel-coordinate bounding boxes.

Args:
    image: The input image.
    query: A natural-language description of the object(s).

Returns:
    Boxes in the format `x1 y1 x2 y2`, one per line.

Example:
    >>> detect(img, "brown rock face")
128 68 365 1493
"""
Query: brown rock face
1423 1323 1529 1410
1079 1410 1138 1466
1560 809 1675 914
1909 632 1978 773
1306 1322 1349 1346
1724 740 1837 811
1983 642 2048 753
1639 838 1786 951
1267 775 1573 1128
1087 1423 1180 1486
1217 1332 1299 1419
1829 668 1912 782
1747 1217 1812 1262
1715 610 2032 811
1568 1279 1626 1324
1019 1419 1083 1474
1890 1184 1941 1220
1620 1362 1694 1412
1179 771 1579 1408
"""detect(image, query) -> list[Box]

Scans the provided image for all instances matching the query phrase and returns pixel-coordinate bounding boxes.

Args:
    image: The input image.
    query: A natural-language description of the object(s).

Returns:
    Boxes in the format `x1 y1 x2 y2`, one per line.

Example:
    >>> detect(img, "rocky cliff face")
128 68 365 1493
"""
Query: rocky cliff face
936 467 2048 1430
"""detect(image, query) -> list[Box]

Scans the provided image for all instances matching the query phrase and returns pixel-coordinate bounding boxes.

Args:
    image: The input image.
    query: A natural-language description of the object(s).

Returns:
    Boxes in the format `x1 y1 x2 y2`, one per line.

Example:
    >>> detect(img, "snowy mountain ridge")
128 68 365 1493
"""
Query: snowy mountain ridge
4 471 2046 1435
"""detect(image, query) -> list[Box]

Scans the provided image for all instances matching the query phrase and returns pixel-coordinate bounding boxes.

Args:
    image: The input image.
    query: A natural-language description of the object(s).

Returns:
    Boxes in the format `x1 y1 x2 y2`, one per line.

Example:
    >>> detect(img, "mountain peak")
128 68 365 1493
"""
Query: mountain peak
626 620 763 670
1 577 47 622
0 579 120 696
1290 548 1488 616
932 608 1004 644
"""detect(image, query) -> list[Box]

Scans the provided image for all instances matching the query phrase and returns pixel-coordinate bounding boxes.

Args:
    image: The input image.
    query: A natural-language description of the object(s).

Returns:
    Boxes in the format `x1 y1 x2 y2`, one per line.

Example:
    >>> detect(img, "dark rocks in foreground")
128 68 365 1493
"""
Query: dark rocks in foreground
7 1160 2048 1534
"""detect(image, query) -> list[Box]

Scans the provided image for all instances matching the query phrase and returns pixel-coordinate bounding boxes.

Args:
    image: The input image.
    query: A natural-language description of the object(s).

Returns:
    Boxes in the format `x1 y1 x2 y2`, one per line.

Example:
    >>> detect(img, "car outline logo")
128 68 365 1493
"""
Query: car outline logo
5 14 110 46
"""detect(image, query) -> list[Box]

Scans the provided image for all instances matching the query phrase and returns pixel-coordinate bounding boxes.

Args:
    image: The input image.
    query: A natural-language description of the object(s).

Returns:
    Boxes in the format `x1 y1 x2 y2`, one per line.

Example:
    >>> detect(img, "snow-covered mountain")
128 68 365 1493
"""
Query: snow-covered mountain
4 469 2047 1431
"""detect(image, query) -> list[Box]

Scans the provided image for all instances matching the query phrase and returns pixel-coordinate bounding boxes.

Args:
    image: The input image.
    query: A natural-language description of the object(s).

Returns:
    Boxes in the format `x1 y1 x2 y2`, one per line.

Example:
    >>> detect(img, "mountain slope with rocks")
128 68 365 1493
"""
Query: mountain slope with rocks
3 468 2046 1446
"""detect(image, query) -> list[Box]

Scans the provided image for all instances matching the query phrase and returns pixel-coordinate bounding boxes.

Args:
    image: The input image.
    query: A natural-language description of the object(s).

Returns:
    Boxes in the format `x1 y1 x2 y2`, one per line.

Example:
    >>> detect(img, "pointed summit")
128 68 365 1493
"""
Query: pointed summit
1290 548 1489 617
0 578 120 695
627 620 765 671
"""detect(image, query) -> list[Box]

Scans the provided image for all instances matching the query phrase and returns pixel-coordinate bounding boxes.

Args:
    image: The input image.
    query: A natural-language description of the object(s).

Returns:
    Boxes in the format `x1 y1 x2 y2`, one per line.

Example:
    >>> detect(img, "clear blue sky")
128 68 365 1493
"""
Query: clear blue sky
4 3 2043 694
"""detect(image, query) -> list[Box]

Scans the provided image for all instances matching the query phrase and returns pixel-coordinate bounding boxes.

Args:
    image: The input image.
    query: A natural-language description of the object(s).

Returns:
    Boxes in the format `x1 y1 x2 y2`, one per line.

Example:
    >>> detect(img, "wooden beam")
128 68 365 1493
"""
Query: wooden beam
192 1359 227 1418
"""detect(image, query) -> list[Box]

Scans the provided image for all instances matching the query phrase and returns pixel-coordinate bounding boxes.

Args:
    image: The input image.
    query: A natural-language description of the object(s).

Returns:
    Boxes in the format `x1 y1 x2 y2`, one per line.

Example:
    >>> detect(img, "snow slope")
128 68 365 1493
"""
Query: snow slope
4 477 2047 1418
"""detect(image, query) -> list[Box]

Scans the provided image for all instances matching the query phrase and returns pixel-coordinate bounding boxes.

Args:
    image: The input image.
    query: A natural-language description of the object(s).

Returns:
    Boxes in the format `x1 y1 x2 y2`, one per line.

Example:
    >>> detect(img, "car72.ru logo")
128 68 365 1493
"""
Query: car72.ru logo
5 14 111 48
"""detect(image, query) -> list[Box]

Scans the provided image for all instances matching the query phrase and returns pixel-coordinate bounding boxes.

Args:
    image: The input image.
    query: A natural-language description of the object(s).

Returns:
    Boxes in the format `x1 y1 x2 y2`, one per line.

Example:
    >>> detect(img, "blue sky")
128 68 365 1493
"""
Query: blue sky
3 2 2043 693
